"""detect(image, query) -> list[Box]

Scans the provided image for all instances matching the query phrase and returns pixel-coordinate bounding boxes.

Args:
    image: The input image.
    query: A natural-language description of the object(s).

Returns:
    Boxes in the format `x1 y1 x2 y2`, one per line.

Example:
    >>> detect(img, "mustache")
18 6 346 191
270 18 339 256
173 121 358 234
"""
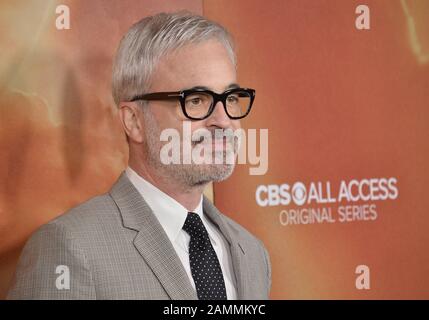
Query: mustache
191 128 238 146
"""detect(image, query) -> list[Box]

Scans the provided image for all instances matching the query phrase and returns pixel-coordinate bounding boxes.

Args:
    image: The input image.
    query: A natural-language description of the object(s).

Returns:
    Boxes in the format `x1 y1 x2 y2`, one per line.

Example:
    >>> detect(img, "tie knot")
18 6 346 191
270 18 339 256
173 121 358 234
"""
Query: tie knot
183 212 208 238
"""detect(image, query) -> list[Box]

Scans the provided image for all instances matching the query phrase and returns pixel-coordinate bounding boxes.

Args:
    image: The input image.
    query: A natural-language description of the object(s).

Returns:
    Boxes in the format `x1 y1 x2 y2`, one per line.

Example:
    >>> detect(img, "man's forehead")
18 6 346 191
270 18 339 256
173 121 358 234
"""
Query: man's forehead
150 40 237 92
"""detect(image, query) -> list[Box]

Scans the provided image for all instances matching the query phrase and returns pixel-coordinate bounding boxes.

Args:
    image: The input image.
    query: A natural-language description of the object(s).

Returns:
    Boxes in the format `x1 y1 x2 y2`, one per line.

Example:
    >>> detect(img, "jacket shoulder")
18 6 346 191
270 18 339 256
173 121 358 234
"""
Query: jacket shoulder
46 193 121 235
48 194 119 228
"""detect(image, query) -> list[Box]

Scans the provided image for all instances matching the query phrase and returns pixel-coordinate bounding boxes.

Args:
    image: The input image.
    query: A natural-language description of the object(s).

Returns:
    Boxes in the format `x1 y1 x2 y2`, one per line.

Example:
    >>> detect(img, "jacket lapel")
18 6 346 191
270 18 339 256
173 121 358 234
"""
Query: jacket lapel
203 197 249 300
109 172 197 300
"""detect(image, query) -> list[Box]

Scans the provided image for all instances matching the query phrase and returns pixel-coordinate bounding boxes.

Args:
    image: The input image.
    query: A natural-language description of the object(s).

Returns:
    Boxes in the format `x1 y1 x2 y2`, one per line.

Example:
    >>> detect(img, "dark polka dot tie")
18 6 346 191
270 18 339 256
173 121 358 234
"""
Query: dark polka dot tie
182 212 227 300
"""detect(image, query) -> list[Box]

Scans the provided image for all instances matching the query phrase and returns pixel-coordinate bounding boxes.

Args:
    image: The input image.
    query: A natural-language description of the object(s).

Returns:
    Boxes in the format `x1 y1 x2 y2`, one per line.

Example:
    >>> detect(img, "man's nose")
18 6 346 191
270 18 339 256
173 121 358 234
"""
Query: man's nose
205 101 232 128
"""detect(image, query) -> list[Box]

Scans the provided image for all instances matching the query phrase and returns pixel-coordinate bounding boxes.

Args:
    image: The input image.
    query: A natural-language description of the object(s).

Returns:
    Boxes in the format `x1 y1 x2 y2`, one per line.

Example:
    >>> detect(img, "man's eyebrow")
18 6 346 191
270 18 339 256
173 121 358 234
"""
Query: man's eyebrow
185 85 211 91
226 83 240 90
183 83 241 92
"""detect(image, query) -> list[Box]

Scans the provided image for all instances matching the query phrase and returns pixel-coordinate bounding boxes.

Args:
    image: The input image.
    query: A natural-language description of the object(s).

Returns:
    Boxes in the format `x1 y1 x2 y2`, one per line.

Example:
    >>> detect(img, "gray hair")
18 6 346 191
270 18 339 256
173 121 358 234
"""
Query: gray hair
112 11 236 106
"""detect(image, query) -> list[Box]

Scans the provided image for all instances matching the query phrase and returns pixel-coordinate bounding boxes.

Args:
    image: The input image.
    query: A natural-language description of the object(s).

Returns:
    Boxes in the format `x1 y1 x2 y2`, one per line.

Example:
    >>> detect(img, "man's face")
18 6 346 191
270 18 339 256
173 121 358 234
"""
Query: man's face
141 39 241 187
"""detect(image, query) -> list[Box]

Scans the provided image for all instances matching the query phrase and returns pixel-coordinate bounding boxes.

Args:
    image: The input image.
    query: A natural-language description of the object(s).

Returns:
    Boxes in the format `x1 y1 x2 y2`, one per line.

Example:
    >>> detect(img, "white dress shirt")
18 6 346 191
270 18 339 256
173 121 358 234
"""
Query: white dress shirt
126 167 237 300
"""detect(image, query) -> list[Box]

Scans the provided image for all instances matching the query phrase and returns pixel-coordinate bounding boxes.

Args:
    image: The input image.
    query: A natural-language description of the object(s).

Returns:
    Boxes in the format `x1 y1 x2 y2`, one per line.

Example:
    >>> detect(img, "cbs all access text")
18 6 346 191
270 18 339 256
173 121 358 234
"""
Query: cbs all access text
255 177 399 226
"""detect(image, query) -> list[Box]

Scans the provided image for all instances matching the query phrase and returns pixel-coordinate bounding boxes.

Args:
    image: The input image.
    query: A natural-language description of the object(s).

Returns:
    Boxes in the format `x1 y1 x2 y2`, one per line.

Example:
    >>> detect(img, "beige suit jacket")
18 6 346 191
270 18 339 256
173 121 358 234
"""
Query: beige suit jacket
7 172 271 299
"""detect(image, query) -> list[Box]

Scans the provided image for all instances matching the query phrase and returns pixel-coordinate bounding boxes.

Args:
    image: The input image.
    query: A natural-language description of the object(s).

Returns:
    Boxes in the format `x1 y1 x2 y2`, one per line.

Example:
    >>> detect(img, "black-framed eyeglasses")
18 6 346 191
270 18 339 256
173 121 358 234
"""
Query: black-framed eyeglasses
129 87 256 120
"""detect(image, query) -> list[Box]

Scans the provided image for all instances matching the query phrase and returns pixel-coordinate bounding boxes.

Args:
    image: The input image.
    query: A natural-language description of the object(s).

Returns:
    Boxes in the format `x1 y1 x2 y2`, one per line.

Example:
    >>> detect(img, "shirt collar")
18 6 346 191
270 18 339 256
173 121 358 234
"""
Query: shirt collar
125 166 203 244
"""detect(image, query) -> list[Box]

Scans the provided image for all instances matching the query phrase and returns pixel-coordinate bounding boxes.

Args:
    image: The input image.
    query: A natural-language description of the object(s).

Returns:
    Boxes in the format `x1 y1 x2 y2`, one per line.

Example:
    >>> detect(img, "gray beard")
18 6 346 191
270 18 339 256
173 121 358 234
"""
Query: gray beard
142 109 236 188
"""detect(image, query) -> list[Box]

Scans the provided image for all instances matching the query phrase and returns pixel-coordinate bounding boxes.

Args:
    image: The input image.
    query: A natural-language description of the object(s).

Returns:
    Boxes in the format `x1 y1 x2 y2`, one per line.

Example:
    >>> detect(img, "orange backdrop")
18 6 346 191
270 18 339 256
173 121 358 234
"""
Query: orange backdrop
1 0 428 299
207 0 429 299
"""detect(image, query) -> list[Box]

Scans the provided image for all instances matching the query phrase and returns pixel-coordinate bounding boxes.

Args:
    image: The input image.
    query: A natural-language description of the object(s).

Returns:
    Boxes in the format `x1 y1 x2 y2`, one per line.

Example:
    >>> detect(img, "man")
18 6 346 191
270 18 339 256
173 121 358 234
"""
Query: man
7 11 271 300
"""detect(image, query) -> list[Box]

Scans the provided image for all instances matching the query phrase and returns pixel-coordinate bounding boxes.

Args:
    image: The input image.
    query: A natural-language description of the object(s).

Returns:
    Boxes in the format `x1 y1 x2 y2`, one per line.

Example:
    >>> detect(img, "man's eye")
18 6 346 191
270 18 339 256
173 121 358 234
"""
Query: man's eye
186 95 206 106
189 98 202 105
227 95 239 103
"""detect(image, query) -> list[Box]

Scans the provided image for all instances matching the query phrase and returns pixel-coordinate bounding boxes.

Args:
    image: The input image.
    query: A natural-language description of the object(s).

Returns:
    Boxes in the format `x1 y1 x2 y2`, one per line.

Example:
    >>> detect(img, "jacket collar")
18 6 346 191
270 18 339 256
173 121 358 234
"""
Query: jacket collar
202 197 248 299
109 172 196 300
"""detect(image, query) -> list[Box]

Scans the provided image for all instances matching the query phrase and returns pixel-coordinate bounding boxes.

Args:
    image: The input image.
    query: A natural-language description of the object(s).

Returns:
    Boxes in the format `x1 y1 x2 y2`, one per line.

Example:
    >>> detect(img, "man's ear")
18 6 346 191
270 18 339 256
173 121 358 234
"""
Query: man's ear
118 102 145 143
